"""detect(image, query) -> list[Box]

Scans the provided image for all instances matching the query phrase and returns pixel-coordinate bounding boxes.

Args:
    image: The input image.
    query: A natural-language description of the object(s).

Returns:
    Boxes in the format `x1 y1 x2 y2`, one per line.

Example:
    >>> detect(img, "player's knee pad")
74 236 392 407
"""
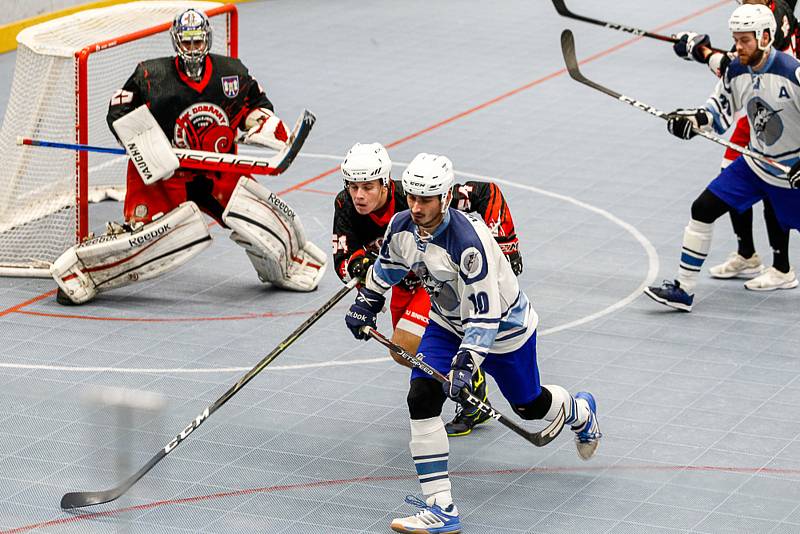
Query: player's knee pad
50 201 212 304
511 386 550 420
223 177 327 292
691 188 729 223
407 378 446 420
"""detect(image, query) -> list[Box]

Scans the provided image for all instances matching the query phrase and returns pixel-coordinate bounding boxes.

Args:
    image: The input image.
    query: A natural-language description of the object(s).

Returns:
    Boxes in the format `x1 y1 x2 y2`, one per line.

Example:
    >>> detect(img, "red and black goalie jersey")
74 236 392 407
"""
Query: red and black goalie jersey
107 54 273 153
332 180 521 283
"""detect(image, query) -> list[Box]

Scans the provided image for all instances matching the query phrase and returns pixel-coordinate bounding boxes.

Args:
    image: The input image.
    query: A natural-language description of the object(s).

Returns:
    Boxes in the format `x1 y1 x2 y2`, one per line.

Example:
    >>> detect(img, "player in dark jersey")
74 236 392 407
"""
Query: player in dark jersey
671 0 799 291
332 143 521 436
50 8 325 306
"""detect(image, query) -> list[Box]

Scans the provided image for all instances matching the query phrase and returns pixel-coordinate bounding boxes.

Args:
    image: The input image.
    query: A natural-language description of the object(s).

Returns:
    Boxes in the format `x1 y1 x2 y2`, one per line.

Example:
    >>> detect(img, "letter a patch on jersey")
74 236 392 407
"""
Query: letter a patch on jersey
221 75 239 98
779 86 791 99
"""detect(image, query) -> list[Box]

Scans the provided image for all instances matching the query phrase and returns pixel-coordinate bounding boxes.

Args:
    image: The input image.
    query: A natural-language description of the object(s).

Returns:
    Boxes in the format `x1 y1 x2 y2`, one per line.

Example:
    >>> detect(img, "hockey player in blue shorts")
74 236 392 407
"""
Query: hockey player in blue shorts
344 153 601 533
646 3 800 312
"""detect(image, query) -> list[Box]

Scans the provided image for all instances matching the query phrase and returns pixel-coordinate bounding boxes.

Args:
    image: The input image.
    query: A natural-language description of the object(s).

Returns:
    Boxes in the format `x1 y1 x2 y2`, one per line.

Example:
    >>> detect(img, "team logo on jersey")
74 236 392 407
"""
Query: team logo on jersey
174 102 235 152
747 97 783 146
221 75 239 98
461 247 483 280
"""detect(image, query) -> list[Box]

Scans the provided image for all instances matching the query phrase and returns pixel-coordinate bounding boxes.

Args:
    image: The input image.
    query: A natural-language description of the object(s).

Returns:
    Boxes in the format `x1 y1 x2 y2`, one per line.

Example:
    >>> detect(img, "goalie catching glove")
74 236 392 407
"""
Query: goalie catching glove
241 108 291 150
666 108 712 140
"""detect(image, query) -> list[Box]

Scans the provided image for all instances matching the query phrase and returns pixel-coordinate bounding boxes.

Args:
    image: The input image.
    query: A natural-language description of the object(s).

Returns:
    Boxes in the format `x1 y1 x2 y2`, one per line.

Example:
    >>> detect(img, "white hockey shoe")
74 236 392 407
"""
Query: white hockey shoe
572 392 601 461
390 495 461 534
744 267 799 291
709 252 763 279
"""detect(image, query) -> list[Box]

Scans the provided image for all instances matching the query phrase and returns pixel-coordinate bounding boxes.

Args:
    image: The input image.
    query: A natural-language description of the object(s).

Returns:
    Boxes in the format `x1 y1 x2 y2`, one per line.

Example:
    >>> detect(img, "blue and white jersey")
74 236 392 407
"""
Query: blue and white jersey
366 208 538 358
704 48 800 188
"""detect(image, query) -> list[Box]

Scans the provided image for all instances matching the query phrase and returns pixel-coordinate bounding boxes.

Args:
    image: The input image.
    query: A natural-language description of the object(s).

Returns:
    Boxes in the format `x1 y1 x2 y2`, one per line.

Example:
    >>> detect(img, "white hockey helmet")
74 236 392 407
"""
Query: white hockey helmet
729 3 776 51
340 142 392 188
401 153 455 213
171 9 212 80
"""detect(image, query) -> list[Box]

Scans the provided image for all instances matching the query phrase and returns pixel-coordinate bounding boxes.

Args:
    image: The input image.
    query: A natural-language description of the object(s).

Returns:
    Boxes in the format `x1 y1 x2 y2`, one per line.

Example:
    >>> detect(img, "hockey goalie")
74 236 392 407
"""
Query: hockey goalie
51 8 326 305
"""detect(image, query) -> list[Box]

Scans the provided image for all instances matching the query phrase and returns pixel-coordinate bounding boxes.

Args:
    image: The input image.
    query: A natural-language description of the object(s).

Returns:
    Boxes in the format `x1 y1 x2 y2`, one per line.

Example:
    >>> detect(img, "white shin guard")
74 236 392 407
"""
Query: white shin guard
223 177 327 292
50 202 212 304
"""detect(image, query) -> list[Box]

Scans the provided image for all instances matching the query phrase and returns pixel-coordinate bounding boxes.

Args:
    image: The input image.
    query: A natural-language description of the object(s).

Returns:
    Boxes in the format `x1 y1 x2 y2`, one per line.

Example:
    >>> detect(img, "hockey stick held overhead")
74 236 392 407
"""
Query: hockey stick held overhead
552 0 727 54
362 326 565 448
18 109 316 176
60 278 358 510
560 29 791 175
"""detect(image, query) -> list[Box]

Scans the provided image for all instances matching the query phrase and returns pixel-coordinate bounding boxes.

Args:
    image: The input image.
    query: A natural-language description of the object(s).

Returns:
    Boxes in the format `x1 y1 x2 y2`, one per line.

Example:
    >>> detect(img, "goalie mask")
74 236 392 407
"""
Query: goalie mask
171 8 212 80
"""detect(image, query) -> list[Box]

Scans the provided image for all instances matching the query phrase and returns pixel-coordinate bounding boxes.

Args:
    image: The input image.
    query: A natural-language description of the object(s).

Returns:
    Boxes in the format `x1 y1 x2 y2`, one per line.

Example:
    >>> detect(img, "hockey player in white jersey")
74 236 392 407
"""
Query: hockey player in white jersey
344 153 601 533
646 3 800 311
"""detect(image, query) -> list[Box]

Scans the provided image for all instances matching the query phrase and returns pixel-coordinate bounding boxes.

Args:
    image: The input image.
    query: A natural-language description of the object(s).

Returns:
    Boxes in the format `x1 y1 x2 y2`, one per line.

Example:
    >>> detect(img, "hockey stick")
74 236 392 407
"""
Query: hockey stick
362 326 565 448
560 29 792 174
18 109 316 176
60 278 358 510
552 0 727 54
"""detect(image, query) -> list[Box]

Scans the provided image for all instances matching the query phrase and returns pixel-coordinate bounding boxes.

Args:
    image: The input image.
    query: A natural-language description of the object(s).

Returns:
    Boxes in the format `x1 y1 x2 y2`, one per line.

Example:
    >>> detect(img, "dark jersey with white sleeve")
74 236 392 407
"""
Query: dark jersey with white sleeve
107 54 273 152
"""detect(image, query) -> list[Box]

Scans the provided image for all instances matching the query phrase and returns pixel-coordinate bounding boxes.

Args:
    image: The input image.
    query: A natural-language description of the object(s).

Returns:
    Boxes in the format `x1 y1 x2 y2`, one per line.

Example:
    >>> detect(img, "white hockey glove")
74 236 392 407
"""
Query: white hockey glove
666 108 712 140
707 52 733 78
112 105 179 184
241 108 291 151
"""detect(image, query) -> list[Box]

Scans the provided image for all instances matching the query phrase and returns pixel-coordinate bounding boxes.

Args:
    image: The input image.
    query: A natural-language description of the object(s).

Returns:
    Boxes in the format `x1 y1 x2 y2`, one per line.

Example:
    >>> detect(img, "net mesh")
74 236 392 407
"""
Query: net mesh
0 1 233 275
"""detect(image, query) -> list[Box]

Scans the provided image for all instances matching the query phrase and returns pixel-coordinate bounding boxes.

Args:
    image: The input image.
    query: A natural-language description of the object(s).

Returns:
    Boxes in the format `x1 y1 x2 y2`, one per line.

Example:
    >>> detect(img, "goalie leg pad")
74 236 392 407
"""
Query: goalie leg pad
50 202 212 304
223 177 327 292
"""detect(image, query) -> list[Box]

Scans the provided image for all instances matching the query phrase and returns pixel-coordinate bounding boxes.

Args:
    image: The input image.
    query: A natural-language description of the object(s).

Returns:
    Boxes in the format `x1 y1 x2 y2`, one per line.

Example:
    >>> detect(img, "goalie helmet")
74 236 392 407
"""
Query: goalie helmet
340 143 392 188
401 153 455 213
729 3 776 51
171 8 212 80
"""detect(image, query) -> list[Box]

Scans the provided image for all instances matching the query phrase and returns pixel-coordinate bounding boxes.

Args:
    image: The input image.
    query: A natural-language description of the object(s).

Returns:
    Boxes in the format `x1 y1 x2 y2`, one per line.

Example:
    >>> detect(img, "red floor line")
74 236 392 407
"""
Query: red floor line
5 463 799 533
15 309 312 323
0 290 56 318
0 1 731 320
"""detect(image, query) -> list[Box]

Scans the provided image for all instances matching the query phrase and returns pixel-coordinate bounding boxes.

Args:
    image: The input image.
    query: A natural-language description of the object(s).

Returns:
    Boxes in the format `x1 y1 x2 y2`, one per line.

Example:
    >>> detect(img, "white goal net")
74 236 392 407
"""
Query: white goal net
0 1 236 276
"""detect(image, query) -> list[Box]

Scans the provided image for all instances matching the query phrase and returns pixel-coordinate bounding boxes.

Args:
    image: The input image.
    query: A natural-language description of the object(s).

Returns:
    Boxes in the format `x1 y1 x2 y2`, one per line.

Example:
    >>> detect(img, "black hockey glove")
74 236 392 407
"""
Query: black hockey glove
445 350 478 402
673 32 711 63
788 161 800 189
397 272 423 291
498 238 523 276
345 287 385 340
666 108 710 140
346 249 377 281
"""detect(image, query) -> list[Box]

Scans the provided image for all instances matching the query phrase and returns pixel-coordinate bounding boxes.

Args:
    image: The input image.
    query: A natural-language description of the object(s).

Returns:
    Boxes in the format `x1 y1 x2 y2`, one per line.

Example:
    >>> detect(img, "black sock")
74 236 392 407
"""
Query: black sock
764 200 790 273
729 208 756 259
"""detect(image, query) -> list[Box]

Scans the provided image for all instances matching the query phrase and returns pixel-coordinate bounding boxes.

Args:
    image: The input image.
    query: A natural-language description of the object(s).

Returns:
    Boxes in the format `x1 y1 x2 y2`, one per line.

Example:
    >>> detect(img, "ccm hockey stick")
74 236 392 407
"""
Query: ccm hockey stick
552 0 727 54
560 30 791 174
18 109 316 176
363 326 565 447
60 278 358 510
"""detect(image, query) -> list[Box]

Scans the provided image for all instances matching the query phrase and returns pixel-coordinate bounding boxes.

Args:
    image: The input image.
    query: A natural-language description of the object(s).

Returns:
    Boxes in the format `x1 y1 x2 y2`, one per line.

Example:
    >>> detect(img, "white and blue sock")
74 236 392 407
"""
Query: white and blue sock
410 416 452 507
677 219 713 294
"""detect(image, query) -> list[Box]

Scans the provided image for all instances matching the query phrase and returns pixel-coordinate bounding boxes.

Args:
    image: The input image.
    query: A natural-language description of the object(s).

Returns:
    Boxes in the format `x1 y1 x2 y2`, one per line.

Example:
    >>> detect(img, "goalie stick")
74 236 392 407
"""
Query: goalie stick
560 29 792 175
552 0 727 54
362 326 566 448
18 109 316 176
60 278 358 510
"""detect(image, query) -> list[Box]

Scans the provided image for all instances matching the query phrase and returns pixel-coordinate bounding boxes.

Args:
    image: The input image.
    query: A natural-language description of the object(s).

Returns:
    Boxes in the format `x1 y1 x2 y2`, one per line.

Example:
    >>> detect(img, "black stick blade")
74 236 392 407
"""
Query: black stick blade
551 0 571 17
61 489 122 509
560 30 582 82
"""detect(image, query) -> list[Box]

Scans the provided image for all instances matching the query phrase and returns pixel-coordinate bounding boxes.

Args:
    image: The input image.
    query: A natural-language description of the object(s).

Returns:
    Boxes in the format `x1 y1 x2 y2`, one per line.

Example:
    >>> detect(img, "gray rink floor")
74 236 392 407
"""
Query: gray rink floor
2 0 800 532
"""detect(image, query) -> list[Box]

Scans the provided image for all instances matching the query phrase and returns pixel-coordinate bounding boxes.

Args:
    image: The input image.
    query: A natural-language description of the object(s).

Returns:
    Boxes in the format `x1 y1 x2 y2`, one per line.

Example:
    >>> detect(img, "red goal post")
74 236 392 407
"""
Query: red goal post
0 1 238 277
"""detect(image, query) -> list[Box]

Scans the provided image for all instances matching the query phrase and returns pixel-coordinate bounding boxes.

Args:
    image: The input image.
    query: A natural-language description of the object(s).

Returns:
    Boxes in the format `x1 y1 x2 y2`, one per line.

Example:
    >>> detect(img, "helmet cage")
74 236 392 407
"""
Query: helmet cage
171 9 212 79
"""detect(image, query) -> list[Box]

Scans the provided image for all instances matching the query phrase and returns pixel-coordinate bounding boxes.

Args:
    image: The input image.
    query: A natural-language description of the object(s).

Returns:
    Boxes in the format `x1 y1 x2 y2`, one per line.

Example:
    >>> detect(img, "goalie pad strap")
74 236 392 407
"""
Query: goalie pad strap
113 105 179 184
51 202 212 304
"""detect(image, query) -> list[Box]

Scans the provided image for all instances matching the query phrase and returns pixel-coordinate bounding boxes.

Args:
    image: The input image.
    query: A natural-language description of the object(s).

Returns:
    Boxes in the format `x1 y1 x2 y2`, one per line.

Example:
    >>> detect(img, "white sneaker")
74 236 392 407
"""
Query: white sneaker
390 495 461 533
744 267 799 291
709 252 764 279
